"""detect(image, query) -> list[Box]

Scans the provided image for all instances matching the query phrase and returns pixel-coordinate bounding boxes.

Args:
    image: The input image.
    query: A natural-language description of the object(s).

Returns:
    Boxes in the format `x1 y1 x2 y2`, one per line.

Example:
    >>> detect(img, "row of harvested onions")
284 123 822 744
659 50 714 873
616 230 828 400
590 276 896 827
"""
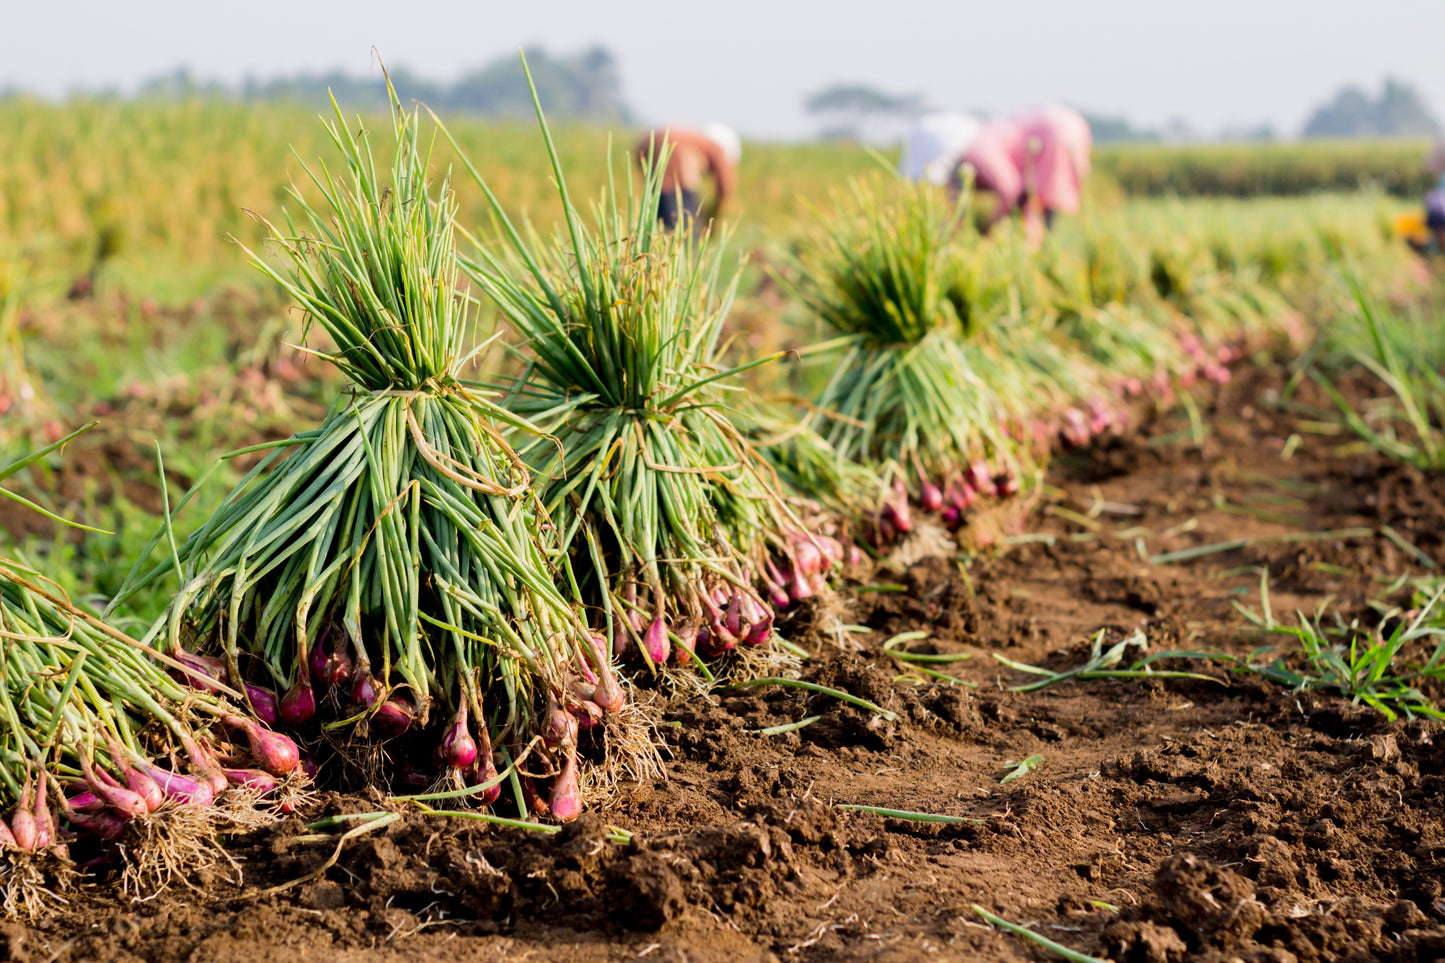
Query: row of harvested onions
2 63 1321 912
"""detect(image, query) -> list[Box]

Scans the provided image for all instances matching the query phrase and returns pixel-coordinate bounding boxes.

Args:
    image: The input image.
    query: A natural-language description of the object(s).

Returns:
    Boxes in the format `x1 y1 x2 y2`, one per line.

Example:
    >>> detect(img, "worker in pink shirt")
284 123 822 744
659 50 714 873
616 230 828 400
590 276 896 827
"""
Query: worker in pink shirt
955 105 1091 241
956 116 1027 221
1020 104 1091 217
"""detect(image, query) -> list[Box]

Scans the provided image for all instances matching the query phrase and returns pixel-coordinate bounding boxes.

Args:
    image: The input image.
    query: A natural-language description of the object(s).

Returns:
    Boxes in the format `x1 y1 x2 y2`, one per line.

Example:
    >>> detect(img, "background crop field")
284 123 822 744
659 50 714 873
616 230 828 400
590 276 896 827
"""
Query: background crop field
0 98 1428 296
0 98 1428 620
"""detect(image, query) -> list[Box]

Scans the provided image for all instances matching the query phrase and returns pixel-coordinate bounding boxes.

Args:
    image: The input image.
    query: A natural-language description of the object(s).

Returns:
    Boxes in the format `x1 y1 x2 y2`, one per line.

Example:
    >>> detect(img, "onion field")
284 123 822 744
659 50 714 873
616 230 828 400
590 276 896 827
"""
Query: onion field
1 90 1443 963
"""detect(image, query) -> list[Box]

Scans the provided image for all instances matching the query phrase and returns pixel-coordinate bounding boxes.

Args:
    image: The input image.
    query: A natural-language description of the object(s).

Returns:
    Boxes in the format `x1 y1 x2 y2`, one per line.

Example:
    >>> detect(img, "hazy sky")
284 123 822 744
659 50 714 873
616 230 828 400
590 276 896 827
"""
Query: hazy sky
3 0 1443 139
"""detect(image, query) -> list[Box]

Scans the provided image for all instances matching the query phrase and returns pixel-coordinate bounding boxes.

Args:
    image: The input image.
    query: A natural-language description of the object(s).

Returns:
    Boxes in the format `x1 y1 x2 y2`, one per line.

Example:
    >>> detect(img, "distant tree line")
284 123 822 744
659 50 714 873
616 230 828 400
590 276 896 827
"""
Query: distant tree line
801 82 1165 144
1080 114 1161 144
802 77 1440 144
16 55 1442 143
1303 77 1439 139
135 46 631 123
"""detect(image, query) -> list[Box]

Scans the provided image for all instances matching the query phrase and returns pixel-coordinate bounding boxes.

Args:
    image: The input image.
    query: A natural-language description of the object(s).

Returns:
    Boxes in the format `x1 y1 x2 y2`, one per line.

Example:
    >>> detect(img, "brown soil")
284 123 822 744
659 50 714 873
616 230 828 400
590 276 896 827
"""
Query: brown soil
7 366 1445 963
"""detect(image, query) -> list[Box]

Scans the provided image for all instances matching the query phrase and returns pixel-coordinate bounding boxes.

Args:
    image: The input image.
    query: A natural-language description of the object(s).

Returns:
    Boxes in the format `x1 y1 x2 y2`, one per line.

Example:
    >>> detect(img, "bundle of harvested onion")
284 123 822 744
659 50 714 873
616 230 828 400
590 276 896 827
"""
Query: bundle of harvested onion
0 439 299 914
443 66 845 672
783 176 1035 542
115 85 621 820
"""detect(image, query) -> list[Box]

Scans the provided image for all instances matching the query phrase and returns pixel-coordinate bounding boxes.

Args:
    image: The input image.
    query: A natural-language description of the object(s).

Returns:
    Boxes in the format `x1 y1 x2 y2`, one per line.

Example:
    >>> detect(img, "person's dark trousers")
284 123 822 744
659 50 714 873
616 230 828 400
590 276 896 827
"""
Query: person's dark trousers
658 188 703 231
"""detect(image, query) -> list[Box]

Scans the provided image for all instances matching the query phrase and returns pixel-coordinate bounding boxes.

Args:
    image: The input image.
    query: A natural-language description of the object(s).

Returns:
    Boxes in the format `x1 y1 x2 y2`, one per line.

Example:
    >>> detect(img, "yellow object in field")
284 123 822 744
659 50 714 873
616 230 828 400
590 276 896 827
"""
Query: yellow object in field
1395 211 1429 243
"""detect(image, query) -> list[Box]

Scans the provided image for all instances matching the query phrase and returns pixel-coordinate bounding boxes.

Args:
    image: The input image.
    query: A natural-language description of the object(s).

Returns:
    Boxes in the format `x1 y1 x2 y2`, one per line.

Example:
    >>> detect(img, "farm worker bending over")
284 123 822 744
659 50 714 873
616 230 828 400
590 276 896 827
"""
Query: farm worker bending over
1429 175 1445 255
1023 104 1092 213
955 105 1091 243
1416 173 1445 257
634 123 740 233
1425 140 1445 253
1401 139 1445 256
898 112 982 186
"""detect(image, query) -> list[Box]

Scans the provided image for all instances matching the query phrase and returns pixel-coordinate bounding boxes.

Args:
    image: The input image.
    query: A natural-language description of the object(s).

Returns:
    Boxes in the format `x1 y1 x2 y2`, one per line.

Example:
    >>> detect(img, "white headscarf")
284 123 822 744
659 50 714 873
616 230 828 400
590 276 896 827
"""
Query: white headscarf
703 122 742 165
899 113 982 186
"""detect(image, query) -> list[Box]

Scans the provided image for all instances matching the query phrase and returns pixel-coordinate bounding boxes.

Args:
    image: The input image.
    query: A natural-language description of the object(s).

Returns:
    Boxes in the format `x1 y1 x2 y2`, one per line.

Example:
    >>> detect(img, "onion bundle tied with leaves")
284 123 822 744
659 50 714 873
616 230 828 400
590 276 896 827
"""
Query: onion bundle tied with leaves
784 177 1038 543
0 439 298 915
116 92 623 820
442 79 845 673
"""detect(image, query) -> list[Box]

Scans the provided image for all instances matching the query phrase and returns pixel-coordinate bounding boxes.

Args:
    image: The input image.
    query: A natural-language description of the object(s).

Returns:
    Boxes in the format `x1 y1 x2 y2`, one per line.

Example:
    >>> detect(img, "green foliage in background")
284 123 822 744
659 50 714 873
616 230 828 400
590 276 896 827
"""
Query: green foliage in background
1094 139 1436 198
0 98 880 297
